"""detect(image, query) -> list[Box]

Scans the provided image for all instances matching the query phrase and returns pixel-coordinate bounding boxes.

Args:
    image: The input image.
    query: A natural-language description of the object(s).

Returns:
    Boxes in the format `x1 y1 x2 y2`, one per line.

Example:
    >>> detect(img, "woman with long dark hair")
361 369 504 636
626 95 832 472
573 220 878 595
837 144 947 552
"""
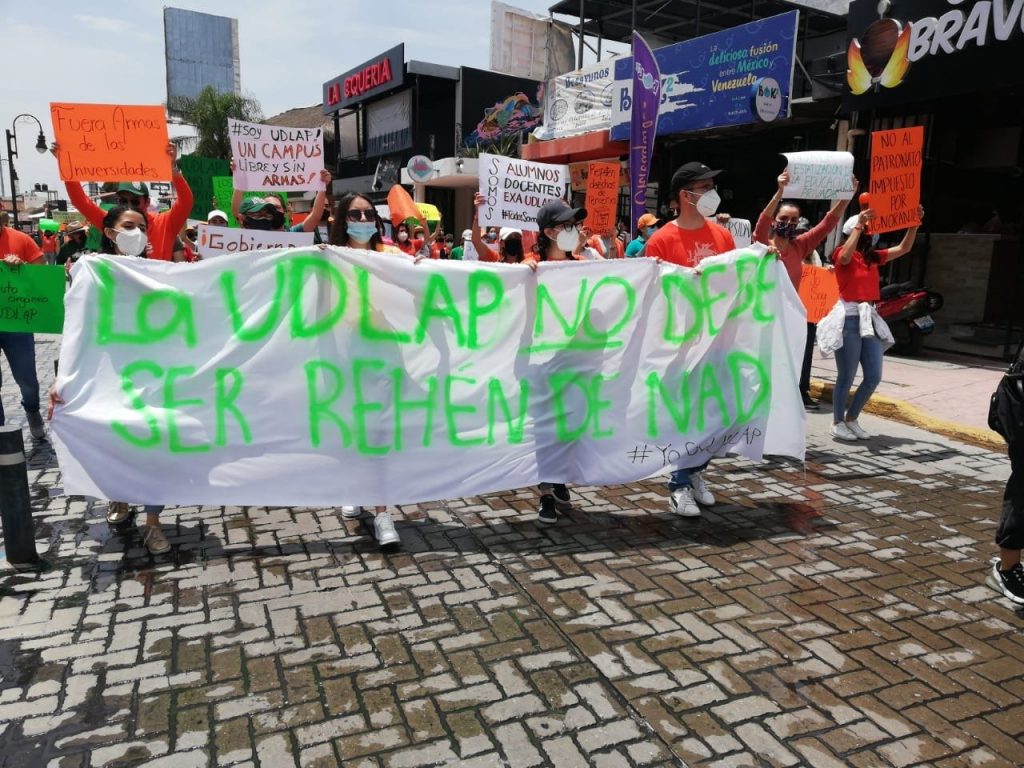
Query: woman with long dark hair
823 206 923 441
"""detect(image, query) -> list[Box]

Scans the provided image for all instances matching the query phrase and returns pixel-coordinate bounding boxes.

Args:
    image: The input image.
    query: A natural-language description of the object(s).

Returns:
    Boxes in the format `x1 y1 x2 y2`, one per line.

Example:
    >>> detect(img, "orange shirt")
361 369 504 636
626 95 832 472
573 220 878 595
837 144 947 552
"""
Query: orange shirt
0 226 44 265
41 233 59 254
644 219 735 267
63 174 194 262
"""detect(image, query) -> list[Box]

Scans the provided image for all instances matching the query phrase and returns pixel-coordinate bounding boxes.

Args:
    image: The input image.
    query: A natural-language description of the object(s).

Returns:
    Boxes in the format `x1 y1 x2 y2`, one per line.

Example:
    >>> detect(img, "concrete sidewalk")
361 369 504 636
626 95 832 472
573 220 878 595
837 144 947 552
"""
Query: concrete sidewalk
809 348 1007 451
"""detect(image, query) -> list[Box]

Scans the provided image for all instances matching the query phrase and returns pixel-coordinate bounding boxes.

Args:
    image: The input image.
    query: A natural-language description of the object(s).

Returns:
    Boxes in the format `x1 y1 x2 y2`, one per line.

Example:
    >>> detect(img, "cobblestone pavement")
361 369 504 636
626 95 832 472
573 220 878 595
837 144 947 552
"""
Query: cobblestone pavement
2 336 1023 768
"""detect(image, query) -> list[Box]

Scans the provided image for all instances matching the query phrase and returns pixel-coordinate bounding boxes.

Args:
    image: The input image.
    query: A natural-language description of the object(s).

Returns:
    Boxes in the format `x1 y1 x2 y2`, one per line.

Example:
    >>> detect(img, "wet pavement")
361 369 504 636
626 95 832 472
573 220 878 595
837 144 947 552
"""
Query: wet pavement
1 335 1022 767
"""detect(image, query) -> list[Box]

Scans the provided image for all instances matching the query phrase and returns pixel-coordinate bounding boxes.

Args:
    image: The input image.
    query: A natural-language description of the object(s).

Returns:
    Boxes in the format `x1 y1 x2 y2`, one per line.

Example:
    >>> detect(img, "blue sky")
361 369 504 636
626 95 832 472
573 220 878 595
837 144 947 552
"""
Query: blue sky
1 0 623 198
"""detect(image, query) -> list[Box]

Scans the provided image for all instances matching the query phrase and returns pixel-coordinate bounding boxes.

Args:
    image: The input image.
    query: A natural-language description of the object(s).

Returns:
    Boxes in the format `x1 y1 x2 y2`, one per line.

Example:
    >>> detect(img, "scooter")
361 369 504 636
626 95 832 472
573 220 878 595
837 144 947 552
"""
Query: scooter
877 281 944 356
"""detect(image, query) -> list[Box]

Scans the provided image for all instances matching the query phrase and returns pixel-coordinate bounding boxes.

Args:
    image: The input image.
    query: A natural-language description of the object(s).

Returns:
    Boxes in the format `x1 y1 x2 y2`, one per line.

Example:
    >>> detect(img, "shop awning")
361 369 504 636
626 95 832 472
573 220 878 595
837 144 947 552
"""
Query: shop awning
521 130 628 164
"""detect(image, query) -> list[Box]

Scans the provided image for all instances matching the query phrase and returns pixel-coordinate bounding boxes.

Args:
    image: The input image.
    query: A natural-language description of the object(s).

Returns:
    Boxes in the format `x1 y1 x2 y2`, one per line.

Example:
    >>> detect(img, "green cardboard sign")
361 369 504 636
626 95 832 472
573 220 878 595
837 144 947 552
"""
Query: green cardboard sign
178 155 231 222
0 264 66 333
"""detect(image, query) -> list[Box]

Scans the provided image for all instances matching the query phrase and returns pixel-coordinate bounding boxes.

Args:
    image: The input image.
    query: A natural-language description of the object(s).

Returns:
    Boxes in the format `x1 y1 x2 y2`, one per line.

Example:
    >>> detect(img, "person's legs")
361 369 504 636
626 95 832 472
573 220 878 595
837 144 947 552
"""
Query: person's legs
373 505 400 546
141 505 170 554
832 317 861 423
991 442 1024 602
800 322 817 402
0 332 42 426
845 334 884 421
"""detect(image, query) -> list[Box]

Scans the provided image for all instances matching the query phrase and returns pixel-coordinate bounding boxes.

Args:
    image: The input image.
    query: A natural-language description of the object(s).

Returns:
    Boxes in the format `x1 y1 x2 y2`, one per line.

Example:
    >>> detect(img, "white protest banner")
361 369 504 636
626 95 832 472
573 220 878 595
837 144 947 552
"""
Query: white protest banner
196 223 314 258
478 153 569 231
782 151 855 200
51 246 805 507
228 118 325 192
535 60 616 140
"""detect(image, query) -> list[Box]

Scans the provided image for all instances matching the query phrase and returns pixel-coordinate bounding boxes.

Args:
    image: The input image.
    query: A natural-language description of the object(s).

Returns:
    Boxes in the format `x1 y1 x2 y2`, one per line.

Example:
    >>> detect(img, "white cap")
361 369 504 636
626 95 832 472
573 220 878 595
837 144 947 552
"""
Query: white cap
208 209 229 222
842 214 860 236
461 229 473 240
499 227 522 241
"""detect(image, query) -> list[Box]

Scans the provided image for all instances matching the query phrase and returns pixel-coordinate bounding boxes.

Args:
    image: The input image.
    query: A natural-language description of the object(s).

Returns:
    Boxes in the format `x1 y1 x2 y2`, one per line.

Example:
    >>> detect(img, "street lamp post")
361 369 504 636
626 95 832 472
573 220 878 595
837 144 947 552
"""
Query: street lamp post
5 114 48 228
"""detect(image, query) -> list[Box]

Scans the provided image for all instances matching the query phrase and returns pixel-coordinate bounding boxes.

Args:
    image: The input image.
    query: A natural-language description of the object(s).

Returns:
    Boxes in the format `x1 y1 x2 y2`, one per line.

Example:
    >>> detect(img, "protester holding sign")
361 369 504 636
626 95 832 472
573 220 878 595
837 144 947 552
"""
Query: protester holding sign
230 165 331 237
645 161 737 517
754 169 854 409
820 206 924 442
469 194 512 264
527 199 601 266
52 141 194 262
0 212 46 439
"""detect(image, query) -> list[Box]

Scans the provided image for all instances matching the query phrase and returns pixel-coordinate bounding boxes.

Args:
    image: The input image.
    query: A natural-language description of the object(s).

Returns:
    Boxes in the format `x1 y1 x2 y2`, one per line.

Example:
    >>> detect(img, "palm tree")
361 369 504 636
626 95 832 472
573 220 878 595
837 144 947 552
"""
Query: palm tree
169 86 264 160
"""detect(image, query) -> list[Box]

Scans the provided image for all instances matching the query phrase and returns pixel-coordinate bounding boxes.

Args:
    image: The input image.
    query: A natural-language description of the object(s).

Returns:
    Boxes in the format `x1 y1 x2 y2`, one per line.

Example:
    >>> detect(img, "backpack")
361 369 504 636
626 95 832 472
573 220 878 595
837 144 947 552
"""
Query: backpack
989 340 1024 443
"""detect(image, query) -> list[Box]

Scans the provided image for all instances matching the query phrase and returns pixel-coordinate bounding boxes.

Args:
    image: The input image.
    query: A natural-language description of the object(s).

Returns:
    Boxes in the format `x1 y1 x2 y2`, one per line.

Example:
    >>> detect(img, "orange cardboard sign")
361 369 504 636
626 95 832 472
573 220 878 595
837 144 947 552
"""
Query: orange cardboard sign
50 103 171 183
869 126 923 234
583 161 620 235
799 264 840 324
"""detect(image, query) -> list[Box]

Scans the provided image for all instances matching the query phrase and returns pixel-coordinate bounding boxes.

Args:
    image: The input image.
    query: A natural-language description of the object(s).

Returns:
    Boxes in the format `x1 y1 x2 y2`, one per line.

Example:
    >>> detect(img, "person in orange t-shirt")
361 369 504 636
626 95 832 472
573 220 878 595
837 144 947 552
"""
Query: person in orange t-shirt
643 161 737 519
51 141 193 262
0 212 47 438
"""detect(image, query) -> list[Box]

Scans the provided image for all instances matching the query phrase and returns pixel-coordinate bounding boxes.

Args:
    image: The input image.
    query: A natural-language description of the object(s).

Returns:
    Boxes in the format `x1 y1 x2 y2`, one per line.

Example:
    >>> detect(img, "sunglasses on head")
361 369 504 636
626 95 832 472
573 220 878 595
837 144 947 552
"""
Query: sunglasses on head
345 209 376 222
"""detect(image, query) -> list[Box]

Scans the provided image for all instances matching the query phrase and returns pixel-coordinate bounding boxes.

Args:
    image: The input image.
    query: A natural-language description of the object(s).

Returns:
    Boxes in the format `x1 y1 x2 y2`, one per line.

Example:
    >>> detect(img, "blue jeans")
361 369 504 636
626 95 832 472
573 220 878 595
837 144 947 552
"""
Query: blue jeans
669 461 710 491
833 315 883 423
0 332 40 425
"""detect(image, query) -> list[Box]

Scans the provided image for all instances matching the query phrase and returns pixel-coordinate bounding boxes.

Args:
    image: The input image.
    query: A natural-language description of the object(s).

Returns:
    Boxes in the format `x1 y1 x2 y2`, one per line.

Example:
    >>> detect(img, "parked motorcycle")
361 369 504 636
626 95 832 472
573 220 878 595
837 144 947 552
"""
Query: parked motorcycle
877 281 944 356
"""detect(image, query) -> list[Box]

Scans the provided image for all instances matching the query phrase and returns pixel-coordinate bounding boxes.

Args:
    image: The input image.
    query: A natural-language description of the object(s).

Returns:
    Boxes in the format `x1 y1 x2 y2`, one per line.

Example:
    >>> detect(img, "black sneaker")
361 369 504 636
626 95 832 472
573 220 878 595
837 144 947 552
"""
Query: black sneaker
988 560 1024 605
552 484 572 511
538 495 558 525
802 394 820 411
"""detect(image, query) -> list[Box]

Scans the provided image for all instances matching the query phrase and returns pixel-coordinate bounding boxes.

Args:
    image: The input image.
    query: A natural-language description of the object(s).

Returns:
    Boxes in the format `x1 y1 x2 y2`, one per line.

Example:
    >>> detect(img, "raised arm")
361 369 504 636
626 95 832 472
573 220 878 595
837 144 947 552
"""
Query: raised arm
836 209 874 266
885 206 925 260
301 169 333 232
165 144 194 238
50 143 105 229
471 192 499 262
229 158 243 224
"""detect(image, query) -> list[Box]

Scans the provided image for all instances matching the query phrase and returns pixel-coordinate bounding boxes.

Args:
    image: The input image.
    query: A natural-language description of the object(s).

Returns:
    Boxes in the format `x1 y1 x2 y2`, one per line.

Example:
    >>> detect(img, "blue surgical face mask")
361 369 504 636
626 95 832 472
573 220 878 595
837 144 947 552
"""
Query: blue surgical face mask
347 221 377 243
645 226 657 237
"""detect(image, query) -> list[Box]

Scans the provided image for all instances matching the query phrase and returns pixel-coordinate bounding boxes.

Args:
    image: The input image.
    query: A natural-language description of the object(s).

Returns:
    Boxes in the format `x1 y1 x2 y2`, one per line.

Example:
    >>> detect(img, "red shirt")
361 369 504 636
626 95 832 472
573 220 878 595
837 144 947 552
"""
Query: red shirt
64 174 194 262
644 219 735 267
832 247 889 302
754 211 839 289
0 226 44 264
40 233 59 254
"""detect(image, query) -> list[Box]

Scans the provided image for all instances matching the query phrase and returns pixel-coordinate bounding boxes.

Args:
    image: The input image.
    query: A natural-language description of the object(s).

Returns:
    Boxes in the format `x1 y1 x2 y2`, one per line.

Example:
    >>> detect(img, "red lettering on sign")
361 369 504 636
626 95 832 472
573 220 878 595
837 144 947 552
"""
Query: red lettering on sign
326 82 341 107
343 58 394 99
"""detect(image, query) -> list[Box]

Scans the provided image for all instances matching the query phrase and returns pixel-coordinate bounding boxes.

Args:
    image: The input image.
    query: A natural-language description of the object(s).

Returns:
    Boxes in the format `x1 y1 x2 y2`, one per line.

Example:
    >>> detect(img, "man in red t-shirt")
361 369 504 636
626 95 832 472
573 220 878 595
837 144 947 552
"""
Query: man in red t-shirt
645 162 735 267
40 230 59 264
0 213 47 439
645 162 737 519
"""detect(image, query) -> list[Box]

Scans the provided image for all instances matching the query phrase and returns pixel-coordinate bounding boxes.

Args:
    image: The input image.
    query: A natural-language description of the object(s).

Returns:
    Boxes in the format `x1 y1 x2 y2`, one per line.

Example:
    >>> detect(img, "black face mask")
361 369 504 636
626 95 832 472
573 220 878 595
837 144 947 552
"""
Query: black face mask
773 221 798 239
245 211 285 230
503 239 523 258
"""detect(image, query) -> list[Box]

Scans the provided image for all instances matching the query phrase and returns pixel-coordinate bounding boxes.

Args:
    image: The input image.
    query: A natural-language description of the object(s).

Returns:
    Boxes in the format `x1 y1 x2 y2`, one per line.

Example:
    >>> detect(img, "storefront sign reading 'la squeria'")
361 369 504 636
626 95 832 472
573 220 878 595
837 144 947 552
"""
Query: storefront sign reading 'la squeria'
844 0 1024 107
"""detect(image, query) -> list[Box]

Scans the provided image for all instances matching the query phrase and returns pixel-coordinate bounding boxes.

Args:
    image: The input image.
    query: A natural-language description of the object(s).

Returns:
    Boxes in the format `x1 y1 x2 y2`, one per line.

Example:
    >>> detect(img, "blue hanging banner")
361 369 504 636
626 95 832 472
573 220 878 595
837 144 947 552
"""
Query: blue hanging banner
610 11 799 141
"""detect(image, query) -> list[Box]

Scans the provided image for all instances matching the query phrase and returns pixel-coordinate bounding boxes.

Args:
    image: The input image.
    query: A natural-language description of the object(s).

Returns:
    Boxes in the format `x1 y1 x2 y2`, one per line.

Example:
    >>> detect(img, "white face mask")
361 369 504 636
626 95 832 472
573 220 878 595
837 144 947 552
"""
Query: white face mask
692 189 721 218
556 228 579 252
115 228 147 256
398 232 409 242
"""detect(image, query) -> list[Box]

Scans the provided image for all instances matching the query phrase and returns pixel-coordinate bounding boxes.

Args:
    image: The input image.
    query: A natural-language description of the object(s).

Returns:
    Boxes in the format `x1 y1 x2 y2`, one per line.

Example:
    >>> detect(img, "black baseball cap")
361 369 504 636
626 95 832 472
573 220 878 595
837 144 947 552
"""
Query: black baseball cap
537 199 587 232
670 162 722 199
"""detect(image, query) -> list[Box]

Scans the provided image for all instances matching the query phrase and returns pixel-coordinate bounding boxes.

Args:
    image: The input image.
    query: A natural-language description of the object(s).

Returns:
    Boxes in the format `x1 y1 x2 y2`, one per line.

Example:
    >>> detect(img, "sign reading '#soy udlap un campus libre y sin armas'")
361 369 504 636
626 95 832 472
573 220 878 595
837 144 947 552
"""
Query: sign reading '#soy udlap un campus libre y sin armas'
51 246 807 507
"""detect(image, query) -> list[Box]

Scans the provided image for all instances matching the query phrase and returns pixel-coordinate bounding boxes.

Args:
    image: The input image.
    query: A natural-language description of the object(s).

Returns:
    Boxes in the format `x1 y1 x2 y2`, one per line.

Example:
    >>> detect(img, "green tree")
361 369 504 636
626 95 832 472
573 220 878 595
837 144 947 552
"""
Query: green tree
169 86 264 160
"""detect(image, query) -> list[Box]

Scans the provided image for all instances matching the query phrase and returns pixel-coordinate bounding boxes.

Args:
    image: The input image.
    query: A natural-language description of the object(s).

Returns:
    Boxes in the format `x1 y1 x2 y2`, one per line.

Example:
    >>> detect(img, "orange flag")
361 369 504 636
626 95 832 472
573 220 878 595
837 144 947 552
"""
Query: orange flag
387 184 427 231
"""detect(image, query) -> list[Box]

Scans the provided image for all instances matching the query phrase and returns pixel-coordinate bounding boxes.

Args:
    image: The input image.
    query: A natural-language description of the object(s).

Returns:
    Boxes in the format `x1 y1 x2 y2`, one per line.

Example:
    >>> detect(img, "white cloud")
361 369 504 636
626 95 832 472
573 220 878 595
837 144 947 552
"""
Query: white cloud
73 15 131 33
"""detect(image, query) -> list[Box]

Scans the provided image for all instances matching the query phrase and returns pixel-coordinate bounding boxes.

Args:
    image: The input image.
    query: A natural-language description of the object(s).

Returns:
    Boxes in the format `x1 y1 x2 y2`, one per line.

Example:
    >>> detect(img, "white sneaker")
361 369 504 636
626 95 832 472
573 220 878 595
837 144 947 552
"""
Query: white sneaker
690 472 715 506
341 505 363 519
846 420 870 440
669 487 701 517
373 512 401 547
830 422 859 442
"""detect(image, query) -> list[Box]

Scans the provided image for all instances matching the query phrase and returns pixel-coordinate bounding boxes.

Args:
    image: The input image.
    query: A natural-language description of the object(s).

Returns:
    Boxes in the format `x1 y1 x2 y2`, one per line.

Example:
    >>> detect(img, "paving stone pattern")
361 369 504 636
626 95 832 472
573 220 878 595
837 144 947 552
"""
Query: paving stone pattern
1 337 1023 767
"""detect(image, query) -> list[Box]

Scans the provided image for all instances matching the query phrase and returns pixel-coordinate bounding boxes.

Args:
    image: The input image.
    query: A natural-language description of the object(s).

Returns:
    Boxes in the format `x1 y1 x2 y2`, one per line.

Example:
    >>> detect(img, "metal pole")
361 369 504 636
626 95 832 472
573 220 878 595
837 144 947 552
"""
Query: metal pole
578 0 586 69
632 0 637 32
5 130 18 227
0 426 38 567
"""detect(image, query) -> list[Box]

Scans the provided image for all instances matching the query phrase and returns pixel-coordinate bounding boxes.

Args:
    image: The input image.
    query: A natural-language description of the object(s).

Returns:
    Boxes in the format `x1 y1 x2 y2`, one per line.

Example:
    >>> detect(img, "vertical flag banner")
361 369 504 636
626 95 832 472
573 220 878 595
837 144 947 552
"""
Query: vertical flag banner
630 33 661 232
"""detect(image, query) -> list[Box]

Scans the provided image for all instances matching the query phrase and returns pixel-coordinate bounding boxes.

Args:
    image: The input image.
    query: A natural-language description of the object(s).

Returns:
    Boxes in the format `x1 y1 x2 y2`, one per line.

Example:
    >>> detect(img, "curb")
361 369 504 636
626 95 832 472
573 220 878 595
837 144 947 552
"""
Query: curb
809 379 1007 454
